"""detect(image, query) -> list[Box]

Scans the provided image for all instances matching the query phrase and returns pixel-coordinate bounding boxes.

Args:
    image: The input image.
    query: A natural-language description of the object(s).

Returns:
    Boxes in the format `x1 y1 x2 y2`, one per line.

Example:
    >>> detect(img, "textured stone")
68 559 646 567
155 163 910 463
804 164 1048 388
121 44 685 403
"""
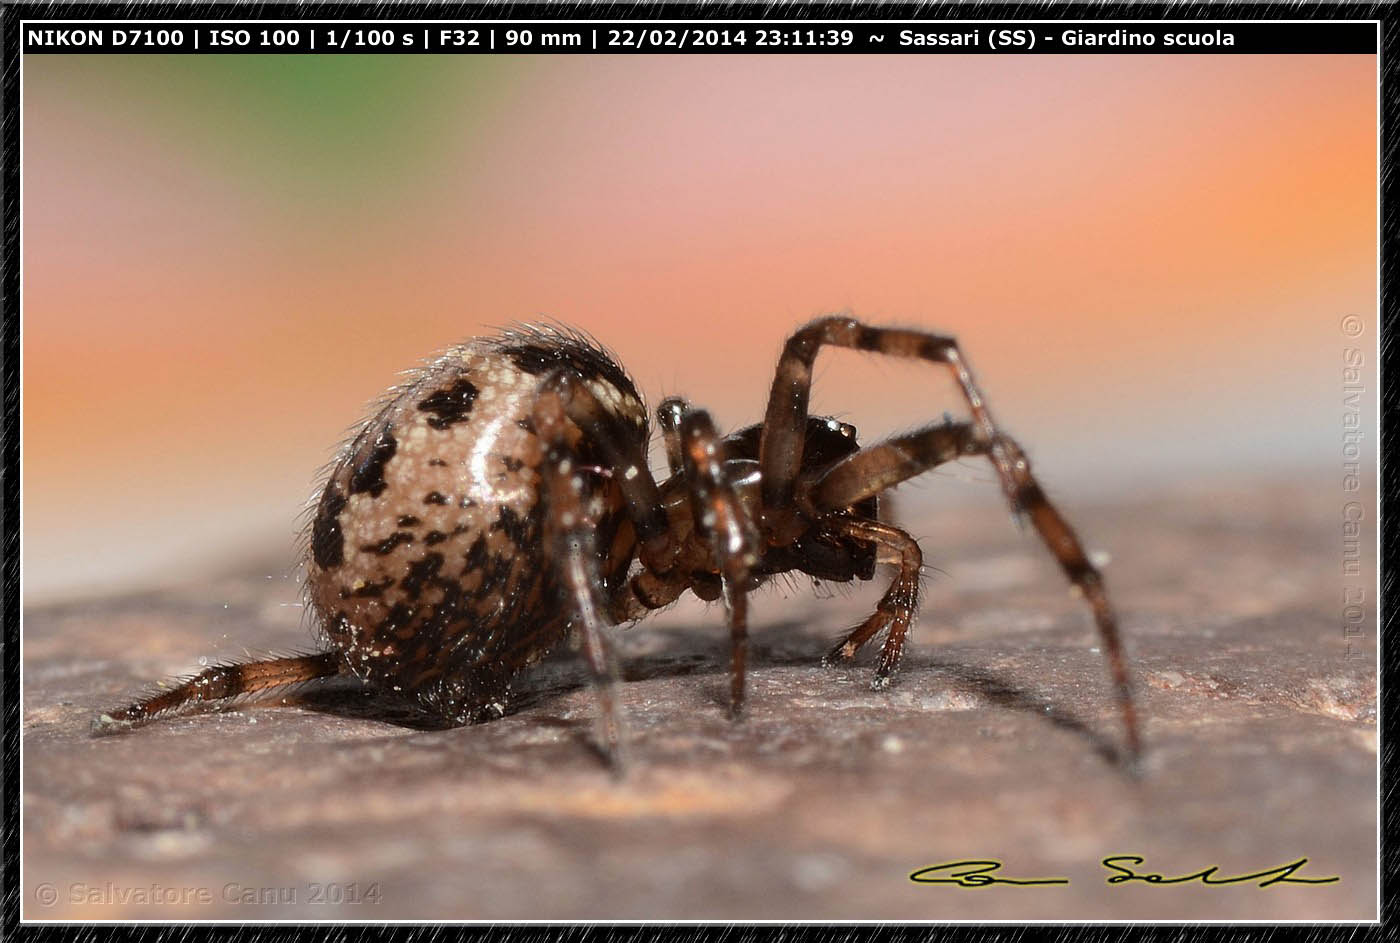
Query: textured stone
22 479 1376 919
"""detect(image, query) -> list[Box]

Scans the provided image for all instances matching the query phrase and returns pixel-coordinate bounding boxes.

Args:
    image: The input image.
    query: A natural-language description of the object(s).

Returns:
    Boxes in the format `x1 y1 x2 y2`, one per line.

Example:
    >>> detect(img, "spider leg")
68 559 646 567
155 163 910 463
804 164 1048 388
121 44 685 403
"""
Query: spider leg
533 374 647 770
810 420 1142 766
677 408 760 718
611 396 735 621
655 396 688 476
812 421 981 512
91 651 343 735
758 316 1017 518
821 519 922 688
534 372 680 575
608 566 694 624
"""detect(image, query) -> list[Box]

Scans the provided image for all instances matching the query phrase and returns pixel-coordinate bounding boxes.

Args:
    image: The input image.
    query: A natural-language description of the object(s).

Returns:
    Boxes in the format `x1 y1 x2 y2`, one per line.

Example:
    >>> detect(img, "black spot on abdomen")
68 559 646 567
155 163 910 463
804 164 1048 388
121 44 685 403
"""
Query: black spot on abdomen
463 534 488 572
312 485 348 569
400 552 446 600
350 429 397 498
498 333 641 409
491 505 531 547
418 379 480 430
379 603 417 634
361 532 414 555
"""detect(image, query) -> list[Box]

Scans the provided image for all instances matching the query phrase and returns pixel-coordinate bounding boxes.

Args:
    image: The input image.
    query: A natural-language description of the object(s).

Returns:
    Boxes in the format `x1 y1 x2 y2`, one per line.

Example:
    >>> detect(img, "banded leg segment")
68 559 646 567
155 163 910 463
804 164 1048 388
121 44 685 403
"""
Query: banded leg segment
554 522 628 770
821 519 923 686
678 408 761 717
758 317 1018 517
813 421 1142 765
999 435 1142 766
91 651 343 735
813 421 981 512
535 377 632 769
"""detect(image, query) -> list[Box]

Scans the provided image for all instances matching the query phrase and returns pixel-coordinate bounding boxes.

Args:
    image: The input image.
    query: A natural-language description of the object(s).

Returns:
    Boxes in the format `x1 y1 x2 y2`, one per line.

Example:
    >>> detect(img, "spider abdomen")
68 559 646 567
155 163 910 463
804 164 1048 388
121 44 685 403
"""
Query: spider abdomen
306 330 645 724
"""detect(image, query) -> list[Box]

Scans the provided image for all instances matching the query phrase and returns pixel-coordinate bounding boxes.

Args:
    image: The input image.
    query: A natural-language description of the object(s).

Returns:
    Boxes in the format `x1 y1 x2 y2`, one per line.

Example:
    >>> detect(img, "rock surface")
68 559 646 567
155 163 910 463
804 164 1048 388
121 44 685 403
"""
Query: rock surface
22 478 1377 920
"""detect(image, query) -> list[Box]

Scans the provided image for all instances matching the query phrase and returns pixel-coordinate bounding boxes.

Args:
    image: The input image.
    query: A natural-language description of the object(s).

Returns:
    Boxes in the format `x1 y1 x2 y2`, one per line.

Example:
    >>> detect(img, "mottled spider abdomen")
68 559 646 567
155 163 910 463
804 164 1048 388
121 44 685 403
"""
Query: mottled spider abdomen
306 328 647 724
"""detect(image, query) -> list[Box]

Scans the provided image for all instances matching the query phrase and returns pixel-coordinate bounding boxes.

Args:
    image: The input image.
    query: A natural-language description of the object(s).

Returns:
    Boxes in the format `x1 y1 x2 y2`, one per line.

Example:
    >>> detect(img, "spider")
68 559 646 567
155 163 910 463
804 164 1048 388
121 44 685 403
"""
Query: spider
93 317 1141 770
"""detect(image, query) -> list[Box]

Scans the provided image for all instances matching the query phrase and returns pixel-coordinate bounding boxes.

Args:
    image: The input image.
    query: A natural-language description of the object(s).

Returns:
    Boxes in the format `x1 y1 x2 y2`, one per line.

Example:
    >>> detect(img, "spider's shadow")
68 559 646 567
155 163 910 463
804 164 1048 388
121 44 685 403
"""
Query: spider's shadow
283 626 729 731
901 658 1126 768
286 620 1127 768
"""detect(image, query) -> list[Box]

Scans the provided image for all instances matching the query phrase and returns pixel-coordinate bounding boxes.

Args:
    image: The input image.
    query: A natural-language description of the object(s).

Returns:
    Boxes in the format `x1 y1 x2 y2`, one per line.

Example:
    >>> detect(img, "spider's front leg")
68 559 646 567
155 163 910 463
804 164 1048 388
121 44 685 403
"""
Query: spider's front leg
813 420 1143 767
758 316 1014 515
757 318 1140 766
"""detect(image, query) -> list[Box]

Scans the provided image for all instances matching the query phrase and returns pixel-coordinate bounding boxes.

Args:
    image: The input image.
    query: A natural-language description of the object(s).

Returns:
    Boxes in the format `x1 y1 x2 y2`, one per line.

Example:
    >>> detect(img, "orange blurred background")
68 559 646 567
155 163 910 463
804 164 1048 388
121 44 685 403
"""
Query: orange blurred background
23 53 1377 602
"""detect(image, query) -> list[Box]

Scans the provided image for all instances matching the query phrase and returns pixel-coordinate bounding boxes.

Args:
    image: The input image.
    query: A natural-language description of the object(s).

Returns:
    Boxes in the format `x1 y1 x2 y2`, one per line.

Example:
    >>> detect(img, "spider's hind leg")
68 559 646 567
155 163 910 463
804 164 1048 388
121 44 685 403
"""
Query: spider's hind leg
91 651 344 735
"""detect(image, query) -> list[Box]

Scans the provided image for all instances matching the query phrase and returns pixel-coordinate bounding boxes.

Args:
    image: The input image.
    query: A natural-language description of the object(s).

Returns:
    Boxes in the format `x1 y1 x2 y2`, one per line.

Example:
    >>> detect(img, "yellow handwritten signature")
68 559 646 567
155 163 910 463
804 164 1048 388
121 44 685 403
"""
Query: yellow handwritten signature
909 856 1340 888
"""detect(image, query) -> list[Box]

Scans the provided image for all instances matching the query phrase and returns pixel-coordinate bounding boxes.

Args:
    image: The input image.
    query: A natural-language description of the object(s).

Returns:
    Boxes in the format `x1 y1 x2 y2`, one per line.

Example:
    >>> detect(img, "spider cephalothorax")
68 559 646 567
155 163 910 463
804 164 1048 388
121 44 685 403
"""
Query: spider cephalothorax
94 318 1141 770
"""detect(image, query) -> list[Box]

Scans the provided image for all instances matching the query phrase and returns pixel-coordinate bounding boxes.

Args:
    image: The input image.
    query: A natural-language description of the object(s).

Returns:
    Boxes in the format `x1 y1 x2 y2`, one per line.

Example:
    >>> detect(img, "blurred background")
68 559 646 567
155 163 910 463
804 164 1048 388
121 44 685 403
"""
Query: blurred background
23 53 1376 604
